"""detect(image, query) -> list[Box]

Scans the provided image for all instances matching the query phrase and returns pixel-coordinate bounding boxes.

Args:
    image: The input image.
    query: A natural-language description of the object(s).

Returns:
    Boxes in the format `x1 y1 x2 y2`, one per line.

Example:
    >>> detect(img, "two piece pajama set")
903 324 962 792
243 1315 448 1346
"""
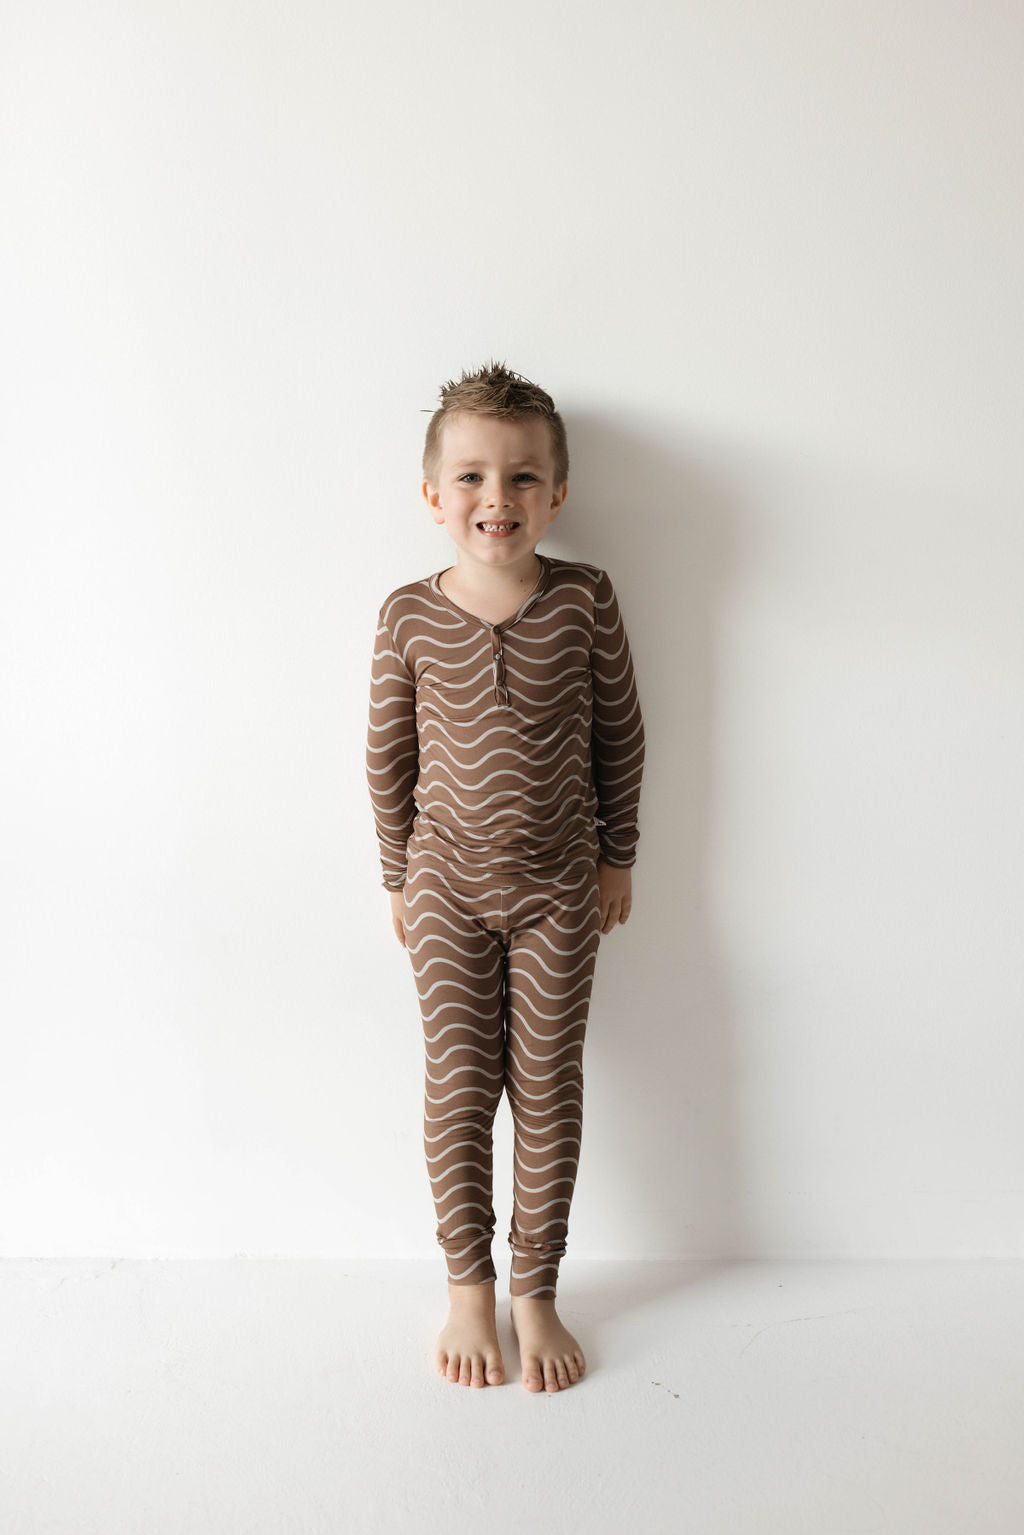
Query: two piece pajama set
365 552 645 1297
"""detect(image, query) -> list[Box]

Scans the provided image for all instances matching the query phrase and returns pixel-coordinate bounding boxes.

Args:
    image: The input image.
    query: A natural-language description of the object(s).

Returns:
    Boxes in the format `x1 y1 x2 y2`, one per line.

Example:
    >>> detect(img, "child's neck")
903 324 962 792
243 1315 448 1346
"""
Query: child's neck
444 552 542 600
439 552 544 626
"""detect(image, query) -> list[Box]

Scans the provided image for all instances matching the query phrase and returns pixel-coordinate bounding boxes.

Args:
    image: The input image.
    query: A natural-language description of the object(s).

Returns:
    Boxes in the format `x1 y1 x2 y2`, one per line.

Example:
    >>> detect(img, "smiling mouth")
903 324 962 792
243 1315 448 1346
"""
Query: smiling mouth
477 521 519 531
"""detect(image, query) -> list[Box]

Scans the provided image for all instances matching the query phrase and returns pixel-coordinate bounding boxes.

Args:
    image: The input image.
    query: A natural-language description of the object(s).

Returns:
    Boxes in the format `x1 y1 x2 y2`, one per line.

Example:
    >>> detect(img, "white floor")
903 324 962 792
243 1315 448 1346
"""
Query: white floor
3 1257 1022 1534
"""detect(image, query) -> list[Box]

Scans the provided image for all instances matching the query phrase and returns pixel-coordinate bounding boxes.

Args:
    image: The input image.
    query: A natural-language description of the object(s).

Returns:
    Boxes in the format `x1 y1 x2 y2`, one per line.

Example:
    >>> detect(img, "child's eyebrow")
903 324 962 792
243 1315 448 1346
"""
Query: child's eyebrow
450 459 543 469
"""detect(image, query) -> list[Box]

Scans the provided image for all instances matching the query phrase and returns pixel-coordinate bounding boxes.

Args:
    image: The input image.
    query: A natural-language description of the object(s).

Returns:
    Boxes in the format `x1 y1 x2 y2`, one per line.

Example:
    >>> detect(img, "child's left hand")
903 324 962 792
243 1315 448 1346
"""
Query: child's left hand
597 858 633 934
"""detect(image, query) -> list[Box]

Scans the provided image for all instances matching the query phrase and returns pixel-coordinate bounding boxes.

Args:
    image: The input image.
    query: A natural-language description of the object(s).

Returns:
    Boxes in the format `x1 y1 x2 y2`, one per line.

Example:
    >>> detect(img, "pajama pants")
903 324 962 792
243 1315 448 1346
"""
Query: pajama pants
402 846 603 1298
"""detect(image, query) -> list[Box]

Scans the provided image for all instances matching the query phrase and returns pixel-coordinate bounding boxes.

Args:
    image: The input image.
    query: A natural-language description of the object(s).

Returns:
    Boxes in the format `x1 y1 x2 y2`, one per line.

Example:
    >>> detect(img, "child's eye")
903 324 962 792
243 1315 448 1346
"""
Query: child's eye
458 472 537 483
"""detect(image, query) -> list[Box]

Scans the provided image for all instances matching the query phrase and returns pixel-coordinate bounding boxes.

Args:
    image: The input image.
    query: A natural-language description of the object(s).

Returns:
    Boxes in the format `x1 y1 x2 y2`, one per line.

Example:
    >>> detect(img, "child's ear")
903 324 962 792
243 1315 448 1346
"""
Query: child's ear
422 479 445 524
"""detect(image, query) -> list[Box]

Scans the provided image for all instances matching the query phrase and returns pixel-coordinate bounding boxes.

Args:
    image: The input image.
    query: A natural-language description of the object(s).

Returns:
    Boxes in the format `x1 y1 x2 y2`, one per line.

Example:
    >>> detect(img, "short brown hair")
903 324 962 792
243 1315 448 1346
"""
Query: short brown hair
421 358 569 490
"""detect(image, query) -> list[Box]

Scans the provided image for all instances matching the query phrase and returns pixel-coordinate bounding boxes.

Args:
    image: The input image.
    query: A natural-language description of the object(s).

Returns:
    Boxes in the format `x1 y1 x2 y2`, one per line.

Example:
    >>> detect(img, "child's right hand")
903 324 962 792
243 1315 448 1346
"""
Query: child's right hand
389 888 407 948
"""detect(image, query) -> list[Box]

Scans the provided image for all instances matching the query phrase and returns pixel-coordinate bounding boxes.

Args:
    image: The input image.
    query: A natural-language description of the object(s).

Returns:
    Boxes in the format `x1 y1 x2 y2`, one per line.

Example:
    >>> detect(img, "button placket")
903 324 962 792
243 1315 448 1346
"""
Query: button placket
490 627 509 706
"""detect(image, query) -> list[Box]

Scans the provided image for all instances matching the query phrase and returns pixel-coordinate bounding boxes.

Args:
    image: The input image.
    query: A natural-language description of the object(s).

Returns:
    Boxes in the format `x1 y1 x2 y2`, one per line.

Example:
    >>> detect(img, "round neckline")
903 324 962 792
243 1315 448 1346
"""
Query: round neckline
431 553 550 631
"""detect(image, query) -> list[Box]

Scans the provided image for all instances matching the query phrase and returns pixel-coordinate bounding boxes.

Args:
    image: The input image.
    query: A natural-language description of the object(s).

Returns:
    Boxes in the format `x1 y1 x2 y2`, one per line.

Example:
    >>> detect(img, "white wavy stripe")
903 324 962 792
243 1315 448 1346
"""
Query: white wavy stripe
401 904 498 940
505 1047 584 1079
417 670 588 717
403 904 504 940
416 792 586 838
509 1237 570 1259
418 764 589 808
401 927 501 962
424 754 589 796
365 725 416 758
505 1080 583 1106
406 850 595 891
423 1031 503 1068
509 1219 572 1240
425 1080 504 1105
592 717 644 752
431 1205 491 1227
422 1016 508 1047
425 1043 503 1072
420 655 494 687
500 884 595 914
403 942 502 975
417 785 583 835
402 884 482 914
404 970 507 1006
503 998 587 1031
592 628 628 665
418 709 574 751
424 1045 504 1074
419 640 590 678
505 992 591 1029
506 949 597 985
513 1152 580 1180
499 655 590 687
512 1143 580 1171
510 1194 571 1215
407 832 605 884
502 613 592 646
439 1239 492 1261
406 960 501 991
413 719 569 762
369 632 413 668
424 1137 495 1162
408 941 502 972
412 751 588 795
366 683 415 713
430 1177 493 1202
442 1226 494 1247
506 1109 583 1135
449 1261 495 1281
510 1115 583 1139
391 618 477 652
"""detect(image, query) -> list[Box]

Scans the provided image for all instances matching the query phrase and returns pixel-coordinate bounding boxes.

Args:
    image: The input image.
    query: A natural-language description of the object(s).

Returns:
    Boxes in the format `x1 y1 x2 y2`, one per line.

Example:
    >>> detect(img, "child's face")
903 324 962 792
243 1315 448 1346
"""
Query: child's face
422 412 567 574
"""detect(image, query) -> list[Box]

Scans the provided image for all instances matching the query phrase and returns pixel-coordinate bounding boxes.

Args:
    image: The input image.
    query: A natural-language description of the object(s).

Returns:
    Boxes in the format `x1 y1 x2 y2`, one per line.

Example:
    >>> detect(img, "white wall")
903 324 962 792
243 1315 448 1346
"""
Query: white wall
2 0 1022 1259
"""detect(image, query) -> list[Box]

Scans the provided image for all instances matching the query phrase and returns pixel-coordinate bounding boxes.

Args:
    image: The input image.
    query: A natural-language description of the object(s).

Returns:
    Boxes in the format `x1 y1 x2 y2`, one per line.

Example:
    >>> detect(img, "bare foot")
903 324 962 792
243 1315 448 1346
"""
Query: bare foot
510 1295 586 1392
435 1280 506 1387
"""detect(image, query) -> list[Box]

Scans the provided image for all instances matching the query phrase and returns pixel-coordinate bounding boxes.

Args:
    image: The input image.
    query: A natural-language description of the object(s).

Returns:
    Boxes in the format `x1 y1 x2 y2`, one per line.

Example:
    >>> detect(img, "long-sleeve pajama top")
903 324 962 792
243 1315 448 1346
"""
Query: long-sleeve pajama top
365 553 645 891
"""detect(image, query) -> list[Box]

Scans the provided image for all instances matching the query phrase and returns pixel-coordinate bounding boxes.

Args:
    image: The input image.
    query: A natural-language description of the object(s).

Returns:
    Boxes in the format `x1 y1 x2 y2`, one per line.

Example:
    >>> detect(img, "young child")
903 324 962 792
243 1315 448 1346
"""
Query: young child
365 360 645 1393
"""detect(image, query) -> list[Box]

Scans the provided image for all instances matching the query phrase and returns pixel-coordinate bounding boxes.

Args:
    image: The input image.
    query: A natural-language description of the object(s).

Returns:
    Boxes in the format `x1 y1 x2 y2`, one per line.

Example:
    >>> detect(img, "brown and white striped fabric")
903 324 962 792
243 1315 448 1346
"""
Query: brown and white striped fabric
366 553 644 1295
366 553 644 888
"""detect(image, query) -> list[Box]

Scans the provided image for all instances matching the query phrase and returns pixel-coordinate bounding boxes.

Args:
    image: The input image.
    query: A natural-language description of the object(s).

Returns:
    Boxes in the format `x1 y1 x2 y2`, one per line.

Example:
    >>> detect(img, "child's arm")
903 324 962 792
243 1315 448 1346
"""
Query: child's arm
590 568 645 874
366 602 419 897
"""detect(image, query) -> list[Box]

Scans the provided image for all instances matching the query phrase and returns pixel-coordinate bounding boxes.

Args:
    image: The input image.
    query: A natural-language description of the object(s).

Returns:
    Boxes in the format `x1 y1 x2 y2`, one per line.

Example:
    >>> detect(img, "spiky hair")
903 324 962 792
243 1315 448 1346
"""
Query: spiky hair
421 358 568 488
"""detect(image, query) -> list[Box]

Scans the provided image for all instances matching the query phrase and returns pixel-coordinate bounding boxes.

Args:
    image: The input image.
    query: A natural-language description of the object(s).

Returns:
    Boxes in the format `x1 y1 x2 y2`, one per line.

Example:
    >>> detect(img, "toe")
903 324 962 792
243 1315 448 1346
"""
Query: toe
485 1352 505 1385
446 1353 461 1383
522 1353 544 1392
575 1351 586 1375
565 1356 580 1384
554 1357 570 1389
543 1357 561 1392
459 1355 473 1386
470 1354 486 1388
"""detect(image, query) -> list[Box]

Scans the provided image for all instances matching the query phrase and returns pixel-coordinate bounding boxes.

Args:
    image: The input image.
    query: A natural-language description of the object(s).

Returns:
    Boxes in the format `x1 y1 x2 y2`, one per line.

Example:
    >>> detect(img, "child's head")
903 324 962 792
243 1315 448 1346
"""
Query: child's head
422 359 568 492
